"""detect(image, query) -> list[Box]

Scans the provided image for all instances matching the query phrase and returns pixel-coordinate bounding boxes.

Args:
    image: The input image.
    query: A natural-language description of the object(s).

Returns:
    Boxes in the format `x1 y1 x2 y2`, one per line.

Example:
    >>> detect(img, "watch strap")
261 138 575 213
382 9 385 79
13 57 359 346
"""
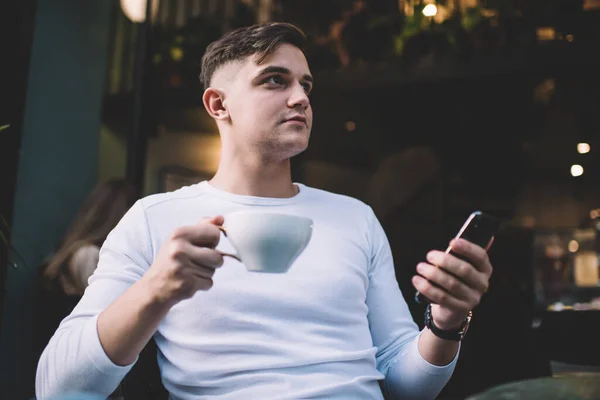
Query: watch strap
424 304 472 341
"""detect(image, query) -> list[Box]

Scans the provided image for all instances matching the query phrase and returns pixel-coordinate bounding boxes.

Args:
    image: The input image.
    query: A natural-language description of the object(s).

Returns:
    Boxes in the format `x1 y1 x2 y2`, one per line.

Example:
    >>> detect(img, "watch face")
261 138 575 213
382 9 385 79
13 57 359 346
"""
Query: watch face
460 312 473 337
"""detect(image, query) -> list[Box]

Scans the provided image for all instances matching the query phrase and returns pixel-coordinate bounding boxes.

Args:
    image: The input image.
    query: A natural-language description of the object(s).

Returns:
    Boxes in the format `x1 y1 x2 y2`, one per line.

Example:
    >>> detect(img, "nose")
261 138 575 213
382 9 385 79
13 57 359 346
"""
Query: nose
287 81 310 110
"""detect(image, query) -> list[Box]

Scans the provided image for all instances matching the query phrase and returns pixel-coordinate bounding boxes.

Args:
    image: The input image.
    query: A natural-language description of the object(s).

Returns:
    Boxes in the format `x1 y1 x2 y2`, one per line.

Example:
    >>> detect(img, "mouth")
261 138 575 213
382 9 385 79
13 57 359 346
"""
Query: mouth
282 116 308 126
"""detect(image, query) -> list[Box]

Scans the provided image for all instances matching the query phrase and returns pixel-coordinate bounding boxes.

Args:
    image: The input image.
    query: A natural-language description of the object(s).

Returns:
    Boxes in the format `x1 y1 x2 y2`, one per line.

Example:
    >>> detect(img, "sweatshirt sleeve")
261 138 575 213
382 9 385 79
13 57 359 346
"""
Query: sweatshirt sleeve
364 207 458 400
35 200 155 399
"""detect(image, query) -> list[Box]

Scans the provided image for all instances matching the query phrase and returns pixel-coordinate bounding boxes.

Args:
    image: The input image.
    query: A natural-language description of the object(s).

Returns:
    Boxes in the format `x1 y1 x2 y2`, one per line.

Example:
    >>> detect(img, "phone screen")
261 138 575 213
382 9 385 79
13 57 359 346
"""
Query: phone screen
453 211 499 249
446 211 499 262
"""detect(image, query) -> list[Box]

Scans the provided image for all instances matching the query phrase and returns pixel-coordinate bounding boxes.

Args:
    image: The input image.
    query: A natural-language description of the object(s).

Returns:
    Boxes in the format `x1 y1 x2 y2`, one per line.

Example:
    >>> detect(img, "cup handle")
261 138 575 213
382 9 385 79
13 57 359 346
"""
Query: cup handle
216 226 242 262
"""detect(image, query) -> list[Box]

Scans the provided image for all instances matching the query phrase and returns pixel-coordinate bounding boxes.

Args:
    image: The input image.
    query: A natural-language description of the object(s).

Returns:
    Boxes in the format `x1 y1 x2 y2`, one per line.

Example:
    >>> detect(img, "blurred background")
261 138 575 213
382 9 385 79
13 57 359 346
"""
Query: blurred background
1 0 600 399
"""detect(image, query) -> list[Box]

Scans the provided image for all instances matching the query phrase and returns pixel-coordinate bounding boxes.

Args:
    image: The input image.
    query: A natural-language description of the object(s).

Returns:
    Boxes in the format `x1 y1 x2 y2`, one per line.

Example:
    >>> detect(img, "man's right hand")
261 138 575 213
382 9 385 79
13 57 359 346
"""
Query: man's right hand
96 215 226 367
142 215 225 306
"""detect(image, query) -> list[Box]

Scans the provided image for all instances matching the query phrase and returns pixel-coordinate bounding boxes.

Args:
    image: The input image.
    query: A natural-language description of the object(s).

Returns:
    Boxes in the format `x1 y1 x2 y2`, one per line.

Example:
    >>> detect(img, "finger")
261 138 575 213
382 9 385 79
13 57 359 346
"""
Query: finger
193 276 214 292
416 262 476 302
171 223 221 248
185 245 224 269
426 250 489 293
412 275 470 312
448 239 493 275
190 265 217 279
203 215 224 227
194 215 222 227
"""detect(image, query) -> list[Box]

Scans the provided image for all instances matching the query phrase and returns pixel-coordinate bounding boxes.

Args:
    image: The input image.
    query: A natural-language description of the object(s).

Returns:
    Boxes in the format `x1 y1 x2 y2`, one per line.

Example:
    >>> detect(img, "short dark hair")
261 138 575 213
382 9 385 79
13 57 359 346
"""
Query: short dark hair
199 22 307 90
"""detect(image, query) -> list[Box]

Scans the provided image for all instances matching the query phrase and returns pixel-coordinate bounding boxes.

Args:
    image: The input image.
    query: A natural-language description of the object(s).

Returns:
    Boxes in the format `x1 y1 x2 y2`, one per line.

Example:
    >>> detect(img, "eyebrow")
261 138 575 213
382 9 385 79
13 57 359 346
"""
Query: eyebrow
255 65 313 84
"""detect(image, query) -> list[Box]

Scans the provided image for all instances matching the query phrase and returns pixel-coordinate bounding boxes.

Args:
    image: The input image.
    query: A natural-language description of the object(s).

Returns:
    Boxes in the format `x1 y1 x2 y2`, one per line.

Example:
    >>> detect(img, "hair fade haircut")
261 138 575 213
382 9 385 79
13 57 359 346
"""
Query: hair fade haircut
199 22 307 90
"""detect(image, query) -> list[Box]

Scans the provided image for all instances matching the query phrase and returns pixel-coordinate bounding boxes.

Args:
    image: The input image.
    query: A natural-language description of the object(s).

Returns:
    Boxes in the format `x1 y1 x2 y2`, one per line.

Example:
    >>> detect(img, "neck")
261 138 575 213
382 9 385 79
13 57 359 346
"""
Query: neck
210 150 297 198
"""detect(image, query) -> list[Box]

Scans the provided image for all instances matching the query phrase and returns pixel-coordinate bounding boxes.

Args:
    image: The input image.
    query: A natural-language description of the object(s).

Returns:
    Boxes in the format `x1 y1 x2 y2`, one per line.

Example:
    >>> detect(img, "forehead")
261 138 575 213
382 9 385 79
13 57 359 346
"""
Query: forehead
210 44 311 88
244 44 311 77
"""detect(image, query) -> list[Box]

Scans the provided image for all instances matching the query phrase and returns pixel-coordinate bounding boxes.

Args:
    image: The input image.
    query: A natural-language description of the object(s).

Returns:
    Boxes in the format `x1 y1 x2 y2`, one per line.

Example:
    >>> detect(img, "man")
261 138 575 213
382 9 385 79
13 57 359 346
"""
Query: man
36 22 493 400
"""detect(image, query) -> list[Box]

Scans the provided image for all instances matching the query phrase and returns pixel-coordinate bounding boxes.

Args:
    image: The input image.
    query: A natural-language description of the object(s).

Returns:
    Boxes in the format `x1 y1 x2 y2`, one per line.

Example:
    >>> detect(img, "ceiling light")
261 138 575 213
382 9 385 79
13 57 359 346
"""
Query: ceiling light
571 164 584 177
577 143 590 154
423 4 438 17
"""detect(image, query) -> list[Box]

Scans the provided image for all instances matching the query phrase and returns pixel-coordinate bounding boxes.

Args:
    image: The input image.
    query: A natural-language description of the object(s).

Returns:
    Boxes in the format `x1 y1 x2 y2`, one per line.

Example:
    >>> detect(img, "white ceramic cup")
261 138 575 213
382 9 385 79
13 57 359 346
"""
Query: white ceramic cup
217 211 313 273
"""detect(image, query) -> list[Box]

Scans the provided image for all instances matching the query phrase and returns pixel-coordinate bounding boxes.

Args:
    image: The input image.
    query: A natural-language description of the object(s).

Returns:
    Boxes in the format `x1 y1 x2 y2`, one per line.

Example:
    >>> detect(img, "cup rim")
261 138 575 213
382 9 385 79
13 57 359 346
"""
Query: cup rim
224 210 313 223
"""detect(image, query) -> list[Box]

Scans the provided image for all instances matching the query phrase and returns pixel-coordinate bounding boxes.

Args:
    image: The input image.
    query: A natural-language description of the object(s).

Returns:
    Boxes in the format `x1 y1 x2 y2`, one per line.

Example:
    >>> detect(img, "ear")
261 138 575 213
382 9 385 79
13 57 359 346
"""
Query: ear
203 88 229 121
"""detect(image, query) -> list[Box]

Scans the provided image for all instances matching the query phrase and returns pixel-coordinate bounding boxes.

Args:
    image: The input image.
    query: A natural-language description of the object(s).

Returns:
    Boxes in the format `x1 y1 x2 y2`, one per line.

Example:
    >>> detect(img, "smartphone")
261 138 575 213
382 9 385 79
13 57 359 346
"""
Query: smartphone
415 211 500 304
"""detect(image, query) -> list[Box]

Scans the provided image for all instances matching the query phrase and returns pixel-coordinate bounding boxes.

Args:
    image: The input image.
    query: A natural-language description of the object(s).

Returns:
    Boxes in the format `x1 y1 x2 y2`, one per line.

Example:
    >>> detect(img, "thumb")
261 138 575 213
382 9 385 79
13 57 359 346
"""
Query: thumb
201 215 224 227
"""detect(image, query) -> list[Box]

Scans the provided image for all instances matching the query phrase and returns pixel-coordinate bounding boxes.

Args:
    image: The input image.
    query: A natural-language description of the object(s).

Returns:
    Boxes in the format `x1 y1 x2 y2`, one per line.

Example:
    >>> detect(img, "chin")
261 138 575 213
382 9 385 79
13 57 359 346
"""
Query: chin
290 132 310 150
285 142 309 158
274 137 309 160
263 126 310 159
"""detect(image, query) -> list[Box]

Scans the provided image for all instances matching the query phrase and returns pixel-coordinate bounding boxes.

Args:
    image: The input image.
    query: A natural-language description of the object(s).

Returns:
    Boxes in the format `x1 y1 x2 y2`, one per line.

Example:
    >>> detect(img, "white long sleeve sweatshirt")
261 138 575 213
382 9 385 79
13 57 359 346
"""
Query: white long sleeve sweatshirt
36 181 457 399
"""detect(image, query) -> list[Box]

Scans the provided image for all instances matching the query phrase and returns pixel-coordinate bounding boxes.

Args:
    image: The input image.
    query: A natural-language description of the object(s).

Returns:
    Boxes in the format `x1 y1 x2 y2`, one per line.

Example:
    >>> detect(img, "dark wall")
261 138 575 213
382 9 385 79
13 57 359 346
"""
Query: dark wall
0 1 113 397
0 0 37 334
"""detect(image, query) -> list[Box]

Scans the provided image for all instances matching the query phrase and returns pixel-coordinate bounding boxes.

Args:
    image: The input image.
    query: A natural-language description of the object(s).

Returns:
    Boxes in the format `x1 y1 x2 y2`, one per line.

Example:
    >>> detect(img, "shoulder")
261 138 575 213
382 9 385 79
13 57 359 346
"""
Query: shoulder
300 184 374 215
106 183 211 251
300 184 381 251
139 183 209 211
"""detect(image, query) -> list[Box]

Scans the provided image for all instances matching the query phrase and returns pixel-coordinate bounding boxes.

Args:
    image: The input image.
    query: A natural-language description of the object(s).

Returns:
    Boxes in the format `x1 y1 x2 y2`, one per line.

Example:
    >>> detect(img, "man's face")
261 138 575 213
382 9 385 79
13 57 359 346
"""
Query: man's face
220 44 313 161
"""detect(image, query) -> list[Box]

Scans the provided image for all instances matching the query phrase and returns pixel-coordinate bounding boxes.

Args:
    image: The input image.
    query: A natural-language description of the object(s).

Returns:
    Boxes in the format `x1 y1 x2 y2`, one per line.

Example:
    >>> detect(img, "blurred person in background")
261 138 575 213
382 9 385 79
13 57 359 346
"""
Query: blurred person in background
34 179 138 358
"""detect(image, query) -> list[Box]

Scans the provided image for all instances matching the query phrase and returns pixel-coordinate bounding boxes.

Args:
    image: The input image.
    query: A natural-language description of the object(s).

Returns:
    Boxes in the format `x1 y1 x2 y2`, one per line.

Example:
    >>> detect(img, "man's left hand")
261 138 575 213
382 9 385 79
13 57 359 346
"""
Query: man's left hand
412 238 494 330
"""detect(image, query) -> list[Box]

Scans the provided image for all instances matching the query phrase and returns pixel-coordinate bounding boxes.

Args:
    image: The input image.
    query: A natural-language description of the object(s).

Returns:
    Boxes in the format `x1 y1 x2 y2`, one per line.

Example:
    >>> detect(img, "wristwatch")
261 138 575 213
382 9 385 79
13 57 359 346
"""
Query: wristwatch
424 304 472 341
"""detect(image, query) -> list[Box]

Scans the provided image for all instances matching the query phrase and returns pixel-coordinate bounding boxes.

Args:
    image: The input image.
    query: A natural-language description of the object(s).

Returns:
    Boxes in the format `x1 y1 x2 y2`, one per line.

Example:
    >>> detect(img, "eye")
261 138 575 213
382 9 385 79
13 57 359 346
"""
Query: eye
264 75 286 86
301 82 312 94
